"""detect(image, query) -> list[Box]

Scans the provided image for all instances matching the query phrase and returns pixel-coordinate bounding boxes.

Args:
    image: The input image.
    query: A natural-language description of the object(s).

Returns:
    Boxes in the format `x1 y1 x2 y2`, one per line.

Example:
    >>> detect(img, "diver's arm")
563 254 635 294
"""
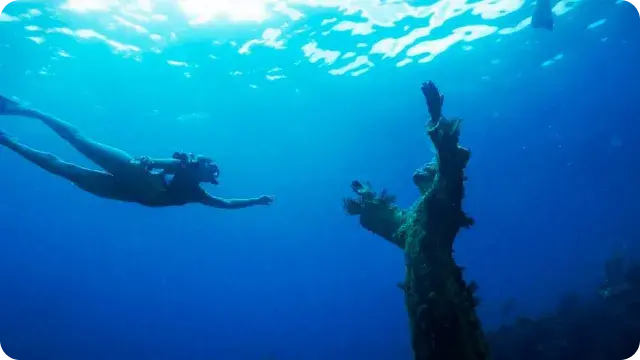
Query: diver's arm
198 192 274 209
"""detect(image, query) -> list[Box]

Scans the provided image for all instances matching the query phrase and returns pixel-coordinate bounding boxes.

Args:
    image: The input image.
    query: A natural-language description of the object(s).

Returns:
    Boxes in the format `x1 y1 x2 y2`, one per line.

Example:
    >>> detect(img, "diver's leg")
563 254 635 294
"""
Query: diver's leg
0 95 135 176
0 131 127 200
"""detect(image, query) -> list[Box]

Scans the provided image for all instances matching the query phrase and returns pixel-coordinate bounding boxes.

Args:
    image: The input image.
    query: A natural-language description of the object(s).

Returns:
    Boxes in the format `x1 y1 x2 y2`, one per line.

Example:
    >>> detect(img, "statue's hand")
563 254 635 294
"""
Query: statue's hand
351 180 366 194
421 81 444 122
344 180 405 246
344 180 374 215
351 180 375 200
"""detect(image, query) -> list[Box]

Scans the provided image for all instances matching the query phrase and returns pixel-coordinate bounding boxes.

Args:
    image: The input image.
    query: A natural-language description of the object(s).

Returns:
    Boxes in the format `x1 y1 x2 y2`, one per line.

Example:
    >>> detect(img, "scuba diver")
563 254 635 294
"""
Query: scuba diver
0 95 275 209
532 0 554 30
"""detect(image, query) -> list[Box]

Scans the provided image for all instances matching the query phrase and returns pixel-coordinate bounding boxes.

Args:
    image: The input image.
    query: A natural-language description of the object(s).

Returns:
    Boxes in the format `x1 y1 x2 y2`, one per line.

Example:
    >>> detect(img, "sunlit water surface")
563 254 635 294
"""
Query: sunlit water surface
1 0 604 81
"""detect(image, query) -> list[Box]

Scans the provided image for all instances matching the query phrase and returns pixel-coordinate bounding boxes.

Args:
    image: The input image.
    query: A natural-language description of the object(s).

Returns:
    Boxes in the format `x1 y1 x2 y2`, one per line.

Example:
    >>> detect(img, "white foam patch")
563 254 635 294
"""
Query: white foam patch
167 60 189 67
0 13 19 22
239 28 285 54
587 19 607 29
27 36 46 44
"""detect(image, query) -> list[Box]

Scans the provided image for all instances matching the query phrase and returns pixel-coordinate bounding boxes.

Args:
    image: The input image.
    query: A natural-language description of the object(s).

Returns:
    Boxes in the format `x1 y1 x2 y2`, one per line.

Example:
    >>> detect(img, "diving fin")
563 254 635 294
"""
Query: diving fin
532 0 554 31
0 129 15 144
0 95 21 115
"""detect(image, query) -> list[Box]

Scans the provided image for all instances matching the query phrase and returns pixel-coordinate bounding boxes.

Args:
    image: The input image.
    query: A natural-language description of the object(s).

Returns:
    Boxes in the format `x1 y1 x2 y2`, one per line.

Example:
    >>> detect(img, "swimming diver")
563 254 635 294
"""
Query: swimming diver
0 95 275 209
532 0 554 30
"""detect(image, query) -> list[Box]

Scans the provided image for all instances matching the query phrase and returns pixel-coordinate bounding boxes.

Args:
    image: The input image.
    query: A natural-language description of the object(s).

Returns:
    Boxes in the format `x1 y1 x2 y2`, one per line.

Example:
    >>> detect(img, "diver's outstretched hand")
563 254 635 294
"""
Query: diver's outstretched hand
257 195 275 206
421 81 444 122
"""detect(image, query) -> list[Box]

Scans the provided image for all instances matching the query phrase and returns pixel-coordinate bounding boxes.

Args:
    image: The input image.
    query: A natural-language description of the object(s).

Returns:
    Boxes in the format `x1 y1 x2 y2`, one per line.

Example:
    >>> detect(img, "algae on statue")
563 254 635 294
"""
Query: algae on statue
343 81 490 360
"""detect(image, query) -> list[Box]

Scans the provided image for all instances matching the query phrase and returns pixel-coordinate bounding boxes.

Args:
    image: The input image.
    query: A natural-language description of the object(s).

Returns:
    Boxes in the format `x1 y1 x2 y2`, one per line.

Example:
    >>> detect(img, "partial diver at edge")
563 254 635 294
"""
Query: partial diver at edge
532 0 554 31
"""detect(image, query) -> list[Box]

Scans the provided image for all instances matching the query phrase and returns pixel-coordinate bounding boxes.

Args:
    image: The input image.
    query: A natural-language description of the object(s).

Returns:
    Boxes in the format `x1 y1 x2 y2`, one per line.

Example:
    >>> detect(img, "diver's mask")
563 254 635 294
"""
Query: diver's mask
198 157 220 185
172 152 220 185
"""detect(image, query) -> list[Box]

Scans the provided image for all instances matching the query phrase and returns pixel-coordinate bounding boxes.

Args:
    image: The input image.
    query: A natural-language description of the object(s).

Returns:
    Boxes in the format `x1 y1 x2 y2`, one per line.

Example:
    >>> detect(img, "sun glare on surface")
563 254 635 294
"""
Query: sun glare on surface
178 0 271 23
61 0 272 22
0 0 9 11
62 0 117 12
17 0 587 77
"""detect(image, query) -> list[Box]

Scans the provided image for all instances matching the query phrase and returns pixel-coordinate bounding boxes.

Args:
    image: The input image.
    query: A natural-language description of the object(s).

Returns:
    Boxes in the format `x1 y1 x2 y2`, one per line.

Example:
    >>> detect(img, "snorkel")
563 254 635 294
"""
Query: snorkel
172 152 220 185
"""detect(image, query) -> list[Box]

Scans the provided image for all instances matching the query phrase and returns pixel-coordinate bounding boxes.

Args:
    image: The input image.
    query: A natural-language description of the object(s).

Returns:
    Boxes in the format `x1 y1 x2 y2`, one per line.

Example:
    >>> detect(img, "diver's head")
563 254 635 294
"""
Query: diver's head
193 155 220 185
172 152 220 185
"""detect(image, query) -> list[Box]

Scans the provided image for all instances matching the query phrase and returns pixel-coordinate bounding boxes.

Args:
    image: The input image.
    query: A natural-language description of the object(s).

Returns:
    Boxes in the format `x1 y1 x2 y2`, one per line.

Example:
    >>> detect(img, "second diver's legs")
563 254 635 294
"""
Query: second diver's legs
532 0 554 30
0 95 137 177
0 130 130 201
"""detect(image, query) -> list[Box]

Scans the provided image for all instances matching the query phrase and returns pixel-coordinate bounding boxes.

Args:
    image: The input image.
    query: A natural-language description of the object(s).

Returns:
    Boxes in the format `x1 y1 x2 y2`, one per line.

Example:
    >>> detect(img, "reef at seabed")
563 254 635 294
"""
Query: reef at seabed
487 255 640 360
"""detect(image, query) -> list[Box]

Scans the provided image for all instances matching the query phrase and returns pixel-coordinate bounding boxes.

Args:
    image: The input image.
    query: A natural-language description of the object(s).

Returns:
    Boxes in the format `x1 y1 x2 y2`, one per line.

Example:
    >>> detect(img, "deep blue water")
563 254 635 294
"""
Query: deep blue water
0 0 639 359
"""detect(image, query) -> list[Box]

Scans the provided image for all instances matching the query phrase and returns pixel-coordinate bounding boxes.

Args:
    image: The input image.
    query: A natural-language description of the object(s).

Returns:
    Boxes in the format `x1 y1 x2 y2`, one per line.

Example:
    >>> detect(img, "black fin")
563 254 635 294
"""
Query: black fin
532 0 554 31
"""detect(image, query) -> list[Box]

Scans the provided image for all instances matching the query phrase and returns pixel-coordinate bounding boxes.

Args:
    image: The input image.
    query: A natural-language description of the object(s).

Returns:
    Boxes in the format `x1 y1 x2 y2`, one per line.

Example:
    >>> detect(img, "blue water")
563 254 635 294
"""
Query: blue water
0 0 638 359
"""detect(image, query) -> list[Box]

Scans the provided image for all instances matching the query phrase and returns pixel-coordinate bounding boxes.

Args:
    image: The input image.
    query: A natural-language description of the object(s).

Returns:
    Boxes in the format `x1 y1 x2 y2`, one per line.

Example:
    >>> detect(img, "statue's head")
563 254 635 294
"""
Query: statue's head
412 162 437 195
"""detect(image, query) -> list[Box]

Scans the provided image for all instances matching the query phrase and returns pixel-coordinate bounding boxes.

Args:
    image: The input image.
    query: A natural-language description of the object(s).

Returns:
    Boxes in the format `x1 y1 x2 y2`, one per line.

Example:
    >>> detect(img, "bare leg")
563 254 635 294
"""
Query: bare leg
0 131 129 201
0 95 136 177
16 108 134 176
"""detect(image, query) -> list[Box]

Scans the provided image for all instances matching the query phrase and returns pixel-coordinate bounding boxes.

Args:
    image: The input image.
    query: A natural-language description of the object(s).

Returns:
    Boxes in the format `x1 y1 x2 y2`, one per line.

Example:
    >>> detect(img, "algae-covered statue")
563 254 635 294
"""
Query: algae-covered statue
343 81 490 360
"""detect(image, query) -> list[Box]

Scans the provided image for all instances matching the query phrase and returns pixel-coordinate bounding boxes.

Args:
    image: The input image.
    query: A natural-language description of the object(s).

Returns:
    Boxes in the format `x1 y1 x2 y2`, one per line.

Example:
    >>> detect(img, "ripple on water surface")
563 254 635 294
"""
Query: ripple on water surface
0 0 588 80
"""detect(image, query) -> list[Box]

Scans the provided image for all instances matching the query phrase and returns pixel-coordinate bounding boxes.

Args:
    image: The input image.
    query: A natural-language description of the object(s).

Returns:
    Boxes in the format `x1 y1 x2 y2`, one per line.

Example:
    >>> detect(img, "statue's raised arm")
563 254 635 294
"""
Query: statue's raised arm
412 81 474 231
